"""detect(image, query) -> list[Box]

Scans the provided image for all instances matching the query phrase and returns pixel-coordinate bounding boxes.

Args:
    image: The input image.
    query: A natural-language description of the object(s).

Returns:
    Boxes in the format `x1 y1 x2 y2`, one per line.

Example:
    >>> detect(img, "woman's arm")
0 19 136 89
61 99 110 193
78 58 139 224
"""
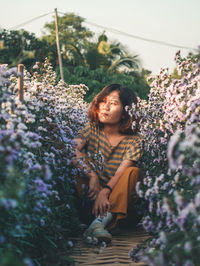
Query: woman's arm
74 136 87 158
74 137 102 199
107 159 134 190
93 159 134 217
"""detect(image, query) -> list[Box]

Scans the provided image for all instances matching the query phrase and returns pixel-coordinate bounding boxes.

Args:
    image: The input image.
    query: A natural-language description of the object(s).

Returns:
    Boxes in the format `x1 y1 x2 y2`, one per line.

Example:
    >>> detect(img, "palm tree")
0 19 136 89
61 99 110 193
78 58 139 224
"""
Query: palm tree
62 42 85 67
86 32 140 72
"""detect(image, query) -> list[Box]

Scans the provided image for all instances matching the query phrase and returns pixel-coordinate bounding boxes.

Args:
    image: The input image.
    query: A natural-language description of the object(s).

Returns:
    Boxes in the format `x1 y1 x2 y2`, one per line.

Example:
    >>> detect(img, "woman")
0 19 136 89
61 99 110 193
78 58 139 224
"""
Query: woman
74 84 143 243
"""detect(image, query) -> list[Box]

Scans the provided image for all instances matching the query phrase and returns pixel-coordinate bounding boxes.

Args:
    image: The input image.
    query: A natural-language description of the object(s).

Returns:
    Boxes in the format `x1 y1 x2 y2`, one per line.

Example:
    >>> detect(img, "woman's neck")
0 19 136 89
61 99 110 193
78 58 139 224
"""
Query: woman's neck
103 124 121 136
103 124 126 147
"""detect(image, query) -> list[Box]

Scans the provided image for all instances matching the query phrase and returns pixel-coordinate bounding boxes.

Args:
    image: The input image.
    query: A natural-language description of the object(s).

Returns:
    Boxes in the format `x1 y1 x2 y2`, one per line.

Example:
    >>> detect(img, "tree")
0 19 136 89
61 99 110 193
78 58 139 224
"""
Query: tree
42 14 140 71
57 65 150 102
42 13 94 67
85 42 109 70
0 29 57 69
85 32 140 72
98 35 140 71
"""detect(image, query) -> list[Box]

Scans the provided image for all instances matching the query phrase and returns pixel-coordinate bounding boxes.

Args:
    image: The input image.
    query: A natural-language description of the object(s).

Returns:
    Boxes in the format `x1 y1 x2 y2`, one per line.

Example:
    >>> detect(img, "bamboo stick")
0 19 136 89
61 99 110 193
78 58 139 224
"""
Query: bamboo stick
18 64 24 102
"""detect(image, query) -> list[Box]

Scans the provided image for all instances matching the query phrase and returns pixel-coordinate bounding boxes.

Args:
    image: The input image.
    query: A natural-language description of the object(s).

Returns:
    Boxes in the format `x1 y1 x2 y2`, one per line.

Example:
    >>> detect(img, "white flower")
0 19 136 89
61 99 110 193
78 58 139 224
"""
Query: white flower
17 123 27 130
194 192 200 207
67 240 73 247
184 242 192 253
38 126 47 132
174 191 184 208
46 117 52 123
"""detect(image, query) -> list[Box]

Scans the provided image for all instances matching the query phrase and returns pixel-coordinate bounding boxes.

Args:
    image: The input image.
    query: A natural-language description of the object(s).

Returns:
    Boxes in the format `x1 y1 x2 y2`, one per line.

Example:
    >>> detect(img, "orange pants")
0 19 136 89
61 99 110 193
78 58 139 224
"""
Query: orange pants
75 167 142 228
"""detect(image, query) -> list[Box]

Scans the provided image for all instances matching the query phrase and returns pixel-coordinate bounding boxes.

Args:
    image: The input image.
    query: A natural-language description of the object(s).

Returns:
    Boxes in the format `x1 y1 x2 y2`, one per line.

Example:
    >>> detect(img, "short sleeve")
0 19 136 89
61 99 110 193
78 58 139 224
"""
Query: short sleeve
123 134 143 162
77 123 91 142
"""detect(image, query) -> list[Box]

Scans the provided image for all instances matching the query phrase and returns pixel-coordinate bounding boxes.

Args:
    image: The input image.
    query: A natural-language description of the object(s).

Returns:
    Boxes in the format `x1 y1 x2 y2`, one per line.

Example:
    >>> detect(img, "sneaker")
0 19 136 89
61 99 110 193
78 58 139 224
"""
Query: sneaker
83 227 95 244
92 223 112 243
83 227 93 240
83 223 112 244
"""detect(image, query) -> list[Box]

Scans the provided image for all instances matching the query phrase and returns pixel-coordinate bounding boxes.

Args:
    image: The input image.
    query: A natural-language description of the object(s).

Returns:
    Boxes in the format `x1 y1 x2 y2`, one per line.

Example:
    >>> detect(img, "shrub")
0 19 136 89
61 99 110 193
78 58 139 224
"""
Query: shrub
129 51 200 265
0 60 88 265
57 65 150 102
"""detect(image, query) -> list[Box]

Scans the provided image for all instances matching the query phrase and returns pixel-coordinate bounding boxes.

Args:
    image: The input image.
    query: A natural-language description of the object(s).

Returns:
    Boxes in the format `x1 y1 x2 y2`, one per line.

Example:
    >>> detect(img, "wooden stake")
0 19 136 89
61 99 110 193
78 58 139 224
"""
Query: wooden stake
18 64 24 102
54 8 64 82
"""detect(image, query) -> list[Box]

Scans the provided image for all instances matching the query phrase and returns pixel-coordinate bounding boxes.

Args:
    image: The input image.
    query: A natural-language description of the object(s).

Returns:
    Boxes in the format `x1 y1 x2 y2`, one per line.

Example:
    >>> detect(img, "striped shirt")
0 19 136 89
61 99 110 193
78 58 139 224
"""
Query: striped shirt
78 123 143 183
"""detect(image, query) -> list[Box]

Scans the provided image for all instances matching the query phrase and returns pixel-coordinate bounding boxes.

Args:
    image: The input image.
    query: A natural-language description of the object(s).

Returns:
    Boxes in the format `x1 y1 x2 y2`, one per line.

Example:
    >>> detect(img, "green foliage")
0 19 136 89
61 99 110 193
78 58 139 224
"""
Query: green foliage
85 34 140 72
43 13 93 67
1 12 147 100
57 66 150 102
43 12 93 46
42 13 141 72
0 29 57 69
85 43 108 70
0 251 23 266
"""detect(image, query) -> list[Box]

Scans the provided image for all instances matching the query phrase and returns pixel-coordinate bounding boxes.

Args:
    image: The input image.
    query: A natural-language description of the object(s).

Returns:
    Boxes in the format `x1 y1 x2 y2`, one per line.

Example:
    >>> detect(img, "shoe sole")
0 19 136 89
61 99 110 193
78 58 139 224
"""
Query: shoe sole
93 232 112 243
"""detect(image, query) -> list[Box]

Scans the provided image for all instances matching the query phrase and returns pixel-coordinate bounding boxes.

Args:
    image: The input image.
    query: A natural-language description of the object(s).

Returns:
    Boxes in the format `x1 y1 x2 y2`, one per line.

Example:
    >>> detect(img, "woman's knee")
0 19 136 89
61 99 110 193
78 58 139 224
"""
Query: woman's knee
124 166 141 179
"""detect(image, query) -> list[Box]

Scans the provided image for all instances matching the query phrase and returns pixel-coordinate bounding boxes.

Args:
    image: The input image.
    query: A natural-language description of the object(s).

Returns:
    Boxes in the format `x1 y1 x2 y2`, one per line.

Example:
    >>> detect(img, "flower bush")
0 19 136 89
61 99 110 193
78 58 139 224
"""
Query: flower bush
129 51 200 265
0 60 88 265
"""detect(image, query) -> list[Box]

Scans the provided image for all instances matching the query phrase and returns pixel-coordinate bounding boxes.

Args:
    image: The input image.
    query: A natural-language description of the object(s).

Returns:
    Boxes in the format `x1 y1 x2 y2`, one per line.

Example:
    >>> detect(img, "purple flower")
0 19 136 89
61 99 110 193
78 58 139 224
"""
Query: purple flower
0 235 5 244
23 258 35 266
34 178 49 193
40 219 45 226
0 198 18 210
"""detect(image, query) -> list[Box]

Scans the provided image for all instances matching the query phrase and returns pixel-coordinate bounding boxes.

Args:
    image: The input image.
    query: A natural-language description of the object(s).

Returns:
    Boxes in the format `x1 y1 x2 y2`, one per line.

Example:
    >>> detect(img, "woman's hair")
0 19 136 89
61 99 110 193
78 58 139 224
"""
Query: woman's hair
88 84 139 134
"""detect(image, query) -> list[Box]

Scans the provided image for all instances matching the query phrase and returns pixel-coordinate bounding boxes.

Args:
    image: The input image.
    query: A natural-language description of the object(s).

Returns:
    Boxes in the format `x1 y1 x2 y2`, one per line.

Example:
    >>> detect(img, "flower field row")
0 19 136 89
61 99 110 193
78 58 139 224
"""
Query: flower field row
1 51 199 265
0 60 88 265
129 51 200 266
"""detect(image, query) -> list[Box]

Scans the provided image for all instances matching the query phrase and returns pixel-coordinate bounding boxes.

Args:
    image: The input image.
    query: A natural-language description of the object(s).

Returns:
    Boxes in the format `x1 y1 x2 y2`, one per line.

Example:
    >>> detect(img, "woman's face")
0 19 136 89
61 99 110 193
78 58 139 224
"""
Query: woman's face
97 91 123 125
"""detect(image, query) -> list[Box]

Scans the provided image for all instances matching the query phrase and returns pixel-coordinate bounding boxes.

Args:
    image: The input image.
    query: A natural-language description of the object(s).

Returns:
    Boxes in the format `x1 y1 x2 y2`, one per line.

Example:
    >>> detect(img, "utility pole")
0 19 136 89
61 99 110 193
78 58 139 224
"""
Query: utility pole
54 8 64 82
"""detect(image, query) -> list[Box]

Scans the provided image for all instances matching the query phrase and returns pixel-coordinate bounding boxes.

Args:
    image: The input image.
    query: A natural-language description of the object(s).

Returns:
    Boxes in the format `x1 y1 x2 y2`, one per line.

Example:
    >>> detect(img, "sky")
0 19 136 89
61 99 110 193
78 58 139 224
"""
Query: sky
1 0 200 74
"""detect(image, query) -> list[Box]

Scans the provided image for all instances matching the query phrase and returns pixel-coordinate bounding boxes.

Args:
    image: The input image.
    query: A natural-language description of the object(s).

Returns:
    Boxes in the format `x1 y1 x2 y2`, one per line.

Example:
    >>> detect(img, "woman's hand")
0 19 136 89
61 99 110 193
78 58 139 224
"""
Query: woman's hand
92 188 111 218
88 174 102 200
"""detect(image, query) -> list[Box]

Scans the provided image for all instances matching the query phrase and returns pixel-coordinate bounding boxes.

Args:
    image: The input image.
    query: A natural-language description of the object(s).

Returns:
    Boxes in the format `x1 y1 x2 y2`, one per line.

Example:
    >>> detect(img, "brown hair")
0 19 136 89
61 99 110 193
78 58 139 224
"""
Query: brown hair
88 84 139 134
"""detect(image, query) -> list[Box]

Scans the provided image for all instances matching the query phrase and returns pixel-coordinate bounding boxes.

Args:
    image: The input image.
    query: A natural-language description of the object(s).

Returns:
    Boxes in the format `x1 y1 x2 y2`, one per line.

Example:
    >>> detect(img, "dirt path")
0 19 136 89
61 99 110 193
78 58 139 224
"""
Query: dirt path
70 227 149 265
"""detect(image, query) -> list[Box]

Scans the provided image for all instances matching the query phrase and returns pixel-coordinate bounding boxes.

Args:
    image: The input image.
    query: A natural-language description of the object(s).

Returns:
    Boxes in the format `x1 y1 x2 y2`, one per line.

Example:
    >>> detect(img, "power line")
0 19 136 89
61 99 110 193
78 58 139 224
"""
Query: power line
7 10 198 51
8 12 53 30
84 21 197 51
58 11 197 51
